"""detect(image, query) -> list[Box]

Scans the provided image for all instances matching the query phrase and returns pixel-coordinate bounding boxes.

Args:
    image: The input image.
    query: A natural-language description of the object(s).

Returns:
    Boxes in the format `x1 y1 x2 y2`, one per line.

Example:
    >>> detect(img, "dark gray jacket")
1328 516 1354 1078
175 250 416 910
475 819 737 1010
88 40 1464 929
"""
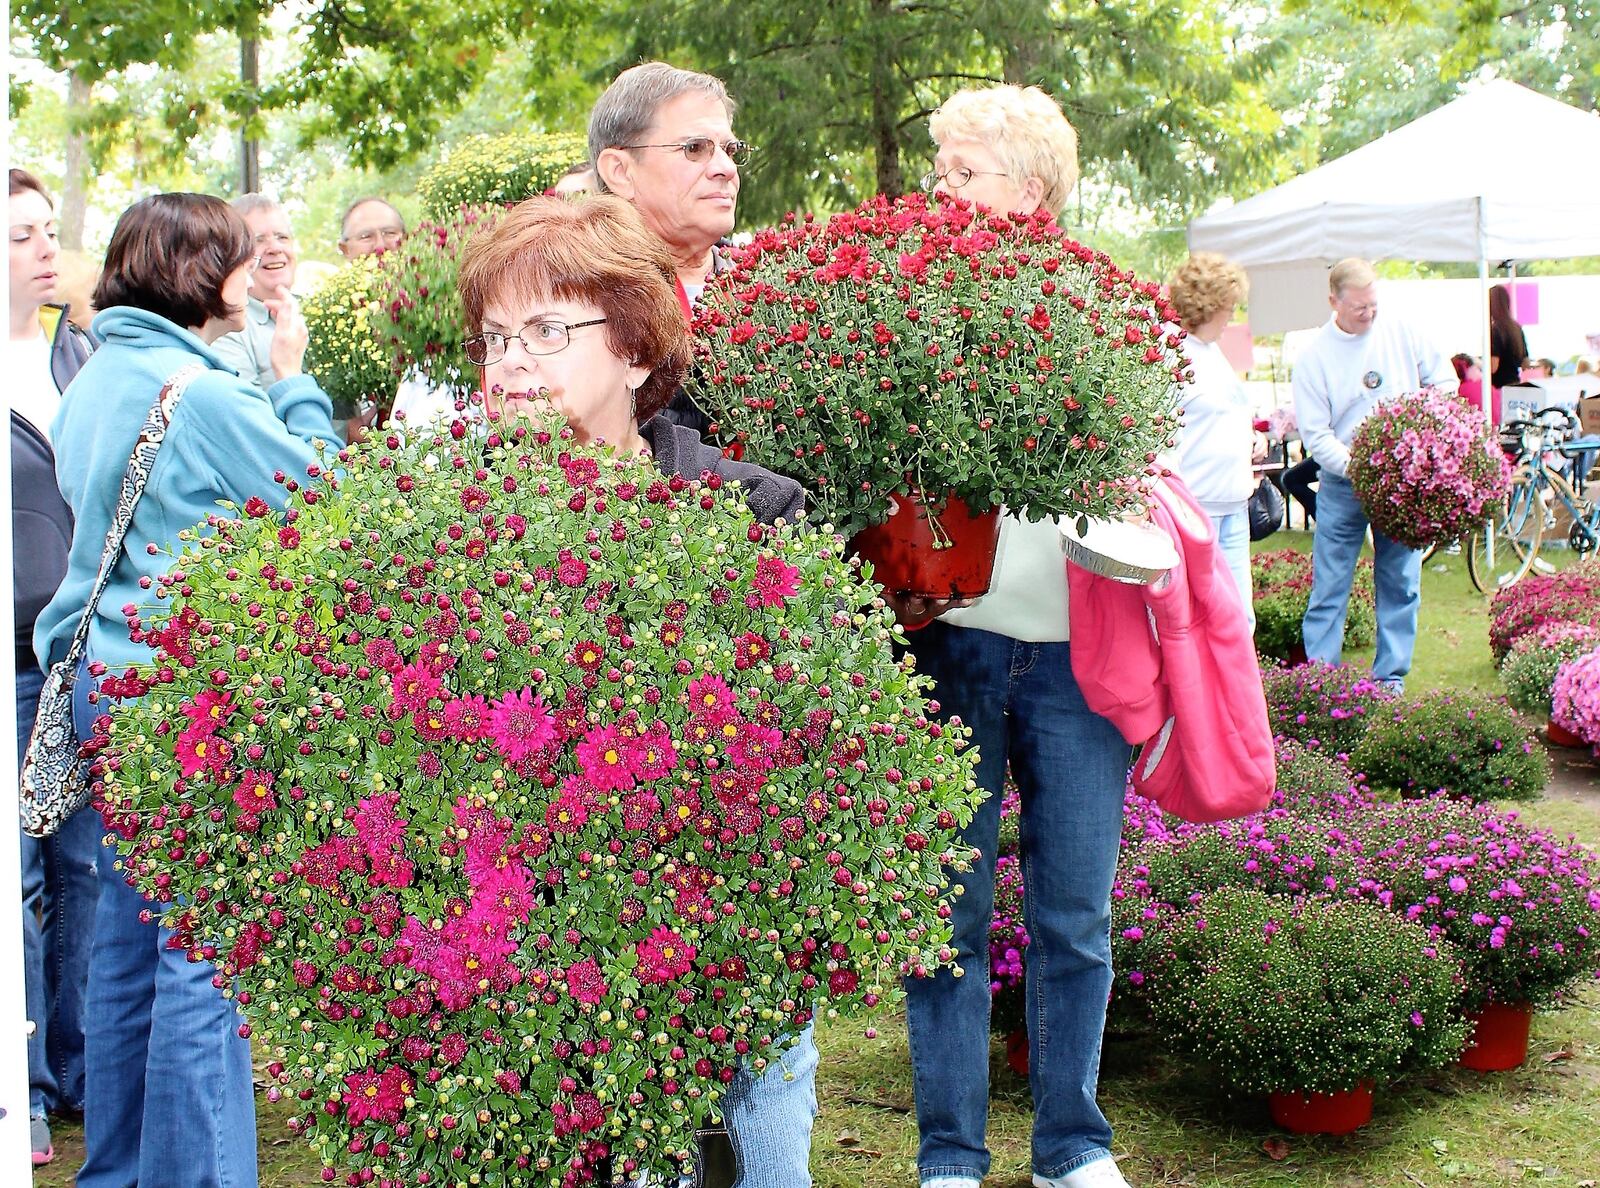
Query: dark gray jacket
640 417 804 526
12 304 94 652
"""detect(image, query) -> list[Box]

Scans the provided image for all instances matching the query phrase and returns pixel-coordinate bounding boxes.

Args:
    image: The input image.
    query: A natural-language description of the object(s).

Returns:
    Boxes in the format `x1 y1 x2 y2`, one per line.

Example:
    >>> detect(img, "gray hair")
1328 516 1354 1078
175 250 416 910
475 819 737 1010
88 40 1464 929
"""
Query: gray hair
339 196 405 241
587 62 735 194
231 192 283 218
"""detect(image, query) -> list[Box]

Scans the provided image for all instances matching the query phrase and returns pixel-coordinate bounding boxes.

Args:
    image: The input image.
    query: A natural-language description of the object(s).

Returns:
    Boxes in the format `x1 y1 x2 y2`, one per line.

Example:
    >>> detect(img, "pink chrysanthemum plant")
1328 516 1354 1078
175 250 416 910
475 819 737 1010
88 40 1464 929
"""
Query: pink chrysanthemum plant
88 403 986 1186
1551 645 1600 753
1347 386 1511 551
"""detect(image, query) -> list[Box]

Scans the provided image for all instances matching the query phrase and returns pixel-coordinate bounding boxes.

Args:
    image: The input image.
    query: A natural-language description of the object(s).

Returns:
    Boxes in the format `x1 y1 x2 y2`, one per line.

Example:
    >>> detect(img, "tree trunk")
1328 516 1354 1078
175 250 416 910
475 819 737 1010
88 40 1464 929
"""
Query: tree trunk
59 69 92 251
240 35 261 193
868 0 901 198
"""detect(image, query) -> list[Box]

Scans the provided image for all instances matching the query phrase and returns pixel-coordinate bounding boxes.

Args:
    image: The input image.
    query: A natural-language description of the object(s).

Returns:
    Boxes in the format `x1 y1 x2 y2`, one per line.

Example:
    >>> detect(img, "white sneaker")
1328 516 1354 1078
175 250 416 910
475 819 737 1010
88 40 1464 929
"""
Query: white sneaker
924 1179 982 1188
1034 1155 1132 1188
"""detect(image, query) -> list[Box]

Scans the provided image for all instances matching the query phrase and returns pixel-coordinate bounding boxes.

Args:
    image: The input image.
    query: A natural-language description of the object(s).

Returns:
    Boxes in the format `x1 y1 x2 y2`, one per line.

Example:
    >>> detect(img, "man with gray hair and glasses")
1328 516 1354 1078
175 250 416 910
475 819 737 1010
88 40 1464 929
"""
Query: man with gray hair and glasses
1293 256 1457 692
589 61 755 435
213 192 311 397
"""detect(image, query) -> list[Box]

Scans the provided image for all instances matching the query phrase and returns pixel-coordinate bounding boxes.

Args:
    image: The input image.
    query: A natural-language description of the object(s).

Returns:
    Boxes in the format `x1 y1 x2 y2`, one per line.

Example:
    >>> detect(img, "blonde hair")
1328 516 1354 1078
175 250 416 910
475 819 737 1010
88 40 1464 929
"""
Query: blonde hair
1329 257 1377 296
1167 253 1248 330
929 85 1079 215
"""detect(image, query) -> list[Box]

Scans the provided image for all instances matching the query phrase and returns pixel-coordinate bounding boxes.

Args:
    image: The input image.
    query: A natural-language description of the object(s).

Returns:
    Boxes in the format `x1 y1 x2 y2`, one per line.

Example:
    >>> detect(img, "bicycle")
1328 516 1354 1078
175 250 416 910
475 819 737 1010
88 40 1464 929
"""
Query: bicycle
1467 406 1600 593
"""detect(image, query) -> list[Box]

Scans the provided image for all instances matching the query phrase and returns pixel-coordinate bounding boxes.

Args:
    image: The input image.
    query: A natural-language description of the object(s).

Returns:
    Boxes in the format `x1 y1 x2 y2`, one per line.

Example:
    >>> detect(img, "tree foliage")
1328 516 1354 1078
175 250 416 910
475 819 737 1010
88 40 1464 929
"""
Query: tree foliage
599 0 1291 224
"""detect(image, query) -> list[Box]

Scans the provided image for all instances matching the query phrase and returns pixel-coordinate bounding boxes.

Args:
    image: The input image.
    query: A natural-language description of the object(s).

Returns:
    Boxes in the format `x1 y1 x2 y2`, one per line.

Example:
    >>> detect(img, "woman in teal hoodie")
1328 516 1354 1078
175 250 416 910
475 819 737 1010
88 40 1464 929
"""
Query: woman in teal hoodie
33 192 339 1188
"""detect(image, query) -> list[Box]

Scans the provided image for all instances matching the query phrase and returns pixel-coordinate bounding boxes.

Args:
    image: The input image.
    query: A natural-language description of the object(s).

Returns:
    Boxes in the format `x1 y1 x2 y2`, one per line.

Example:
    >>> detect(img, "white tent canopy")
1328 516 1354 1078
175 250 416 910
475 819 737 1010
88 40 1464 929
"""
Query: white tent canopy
1188 80 1600 332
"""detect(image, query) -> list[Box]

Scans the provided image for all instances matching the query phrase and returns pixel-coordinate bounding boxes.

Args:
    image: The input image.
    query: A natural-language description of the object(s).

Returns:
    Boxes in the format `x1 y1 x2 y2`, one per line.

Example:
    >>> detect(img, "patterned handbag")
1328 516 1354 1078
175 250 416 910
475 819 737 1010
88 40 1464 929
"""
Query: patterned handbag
19 363 205 837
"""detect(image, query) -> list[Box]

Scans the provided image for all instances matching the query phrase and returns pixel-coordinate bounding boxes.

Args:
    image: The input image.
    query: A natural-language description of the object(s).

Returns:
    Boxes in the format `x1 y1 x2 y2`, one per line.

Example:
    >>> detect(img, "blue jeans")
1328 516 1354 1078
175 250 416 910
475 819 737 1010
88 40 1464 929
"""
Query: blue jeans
18 656 99 1119
721 1025 818 1186
73 659 259 1188
1208 509 1254 631
1302 473 1422 685
902 624 1130 1183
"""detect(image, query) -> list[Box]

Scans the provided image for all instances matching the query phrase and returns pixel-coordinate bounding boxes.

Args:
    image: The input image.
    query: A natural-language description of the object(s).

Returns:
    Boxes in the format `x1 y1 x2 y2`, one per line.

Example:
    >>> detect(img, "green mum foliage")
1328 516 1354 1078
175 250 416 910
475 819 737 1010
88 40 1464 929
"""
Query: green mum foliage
1149 888 1469 1096
418 131 590 221
1352 688 1550 803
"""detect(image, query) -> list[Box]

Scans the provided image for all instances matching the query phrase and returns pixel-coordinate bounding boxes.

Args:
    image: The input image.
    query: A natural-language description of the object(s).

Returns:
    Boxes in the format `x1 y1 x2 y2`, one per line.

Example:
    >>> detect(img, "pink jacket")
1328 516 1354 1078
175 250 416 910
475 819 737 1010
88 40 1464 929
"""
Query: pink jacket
1068 474 1275 823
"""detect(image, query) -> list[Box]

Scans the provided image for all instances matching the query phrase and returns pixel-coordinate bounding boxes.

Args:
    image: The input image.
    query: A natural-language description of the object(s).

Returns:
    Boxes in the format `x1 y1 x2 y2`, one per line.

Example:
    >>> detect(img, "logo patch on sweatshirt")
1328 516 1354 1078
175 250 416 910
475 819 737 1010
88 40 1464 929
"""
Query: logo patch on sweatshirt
1362 370 1382 390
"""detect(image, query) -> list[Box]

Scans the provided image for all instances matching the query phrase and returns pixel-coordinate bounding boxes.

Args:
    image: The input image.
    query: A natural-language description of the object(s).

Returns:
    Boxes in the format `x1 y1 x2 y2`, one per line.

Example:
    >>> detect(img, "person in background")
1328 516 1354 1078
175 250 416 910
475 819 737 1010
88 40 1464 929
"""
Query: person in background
1488 283 1528 391
36 191 339 1188
1452 352 1501 425
9 165 99 1169
337 196 407 258
590 61 752 435
212 192 300 392
1167 252 1255 618
901 84 1136 1188
1293 257 1457 691
1521 357 1557 380
551 161 597 197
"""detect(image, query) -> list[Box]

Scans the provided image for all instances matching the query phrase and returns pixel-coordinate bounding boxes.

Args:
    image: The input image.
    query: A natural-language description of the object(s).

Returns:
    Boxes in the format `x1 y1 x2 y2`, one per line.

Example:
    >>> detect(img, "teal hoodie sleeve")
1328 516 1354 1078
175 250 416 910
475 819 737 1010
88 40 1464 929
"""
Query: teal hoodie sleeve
167 371 342 512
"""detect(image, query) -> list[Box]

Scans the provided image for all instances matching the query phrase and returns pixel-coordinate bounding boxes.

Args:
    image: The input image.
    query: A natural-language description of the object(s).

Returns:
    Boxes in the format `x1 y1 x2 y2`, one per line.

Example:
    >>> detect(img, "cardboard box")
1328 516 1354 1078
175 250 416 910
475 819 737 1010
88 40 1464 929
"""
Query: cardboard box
1580 394 1600 438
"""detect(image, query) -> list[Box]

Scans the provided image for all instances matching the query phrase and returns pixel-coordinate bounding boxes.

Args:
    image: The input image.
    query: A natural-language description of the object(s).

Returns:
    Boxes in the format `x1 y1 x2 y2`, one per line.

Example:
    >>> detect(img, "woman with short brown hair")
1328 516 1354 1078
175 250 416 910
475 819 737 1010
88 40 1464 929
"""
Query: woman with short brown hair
457 194 812 1187
34 192 339 1188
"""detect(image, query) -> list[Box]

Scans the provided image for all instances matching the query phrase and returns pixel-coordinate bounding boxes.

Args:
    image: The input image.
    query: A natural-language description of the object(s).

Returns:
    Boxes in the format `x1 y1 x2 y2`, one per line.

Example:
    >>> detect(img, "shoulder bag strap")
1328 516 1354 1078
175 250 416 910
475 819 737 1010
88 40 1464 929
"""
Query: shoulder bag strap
55 362 208 671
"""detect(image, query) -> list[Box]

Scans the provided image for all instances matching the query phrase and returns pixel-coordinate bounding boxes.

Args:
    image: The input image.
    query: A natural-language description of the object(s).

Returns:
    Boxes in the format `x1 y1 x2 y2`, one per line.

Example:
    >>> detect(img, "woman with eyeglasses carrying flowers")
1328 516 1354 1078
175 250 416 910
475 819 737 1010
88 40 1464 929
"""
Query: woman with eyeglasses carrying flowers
34 192 339 1188
588 61 755 437
457 193 815 1188
899 85 1137 1188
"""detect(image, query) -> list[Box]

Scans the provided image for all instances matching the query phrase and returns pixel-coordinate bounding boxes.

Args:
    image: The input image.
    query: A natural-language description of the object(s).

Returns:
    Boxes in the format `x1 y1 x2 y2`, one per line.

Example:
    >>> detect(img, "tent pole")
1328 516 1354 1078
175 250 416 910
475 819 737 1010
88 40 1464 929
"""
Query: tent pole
1479 202 1493 433
1479 199 1498 574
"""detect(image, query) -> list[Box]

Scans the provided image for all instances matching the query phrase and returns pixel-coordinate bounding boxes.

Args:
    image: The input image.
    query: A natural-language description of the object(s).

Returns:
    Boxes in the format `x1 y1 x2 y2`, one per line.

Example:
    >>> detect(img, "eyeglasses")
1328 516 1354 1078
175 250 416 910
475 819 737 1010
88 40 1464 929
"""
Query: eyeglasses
347 226 406 247
621 138 755 166
252 231 295 249
463 318 608 365
246 255 262 274
920 166 1009 192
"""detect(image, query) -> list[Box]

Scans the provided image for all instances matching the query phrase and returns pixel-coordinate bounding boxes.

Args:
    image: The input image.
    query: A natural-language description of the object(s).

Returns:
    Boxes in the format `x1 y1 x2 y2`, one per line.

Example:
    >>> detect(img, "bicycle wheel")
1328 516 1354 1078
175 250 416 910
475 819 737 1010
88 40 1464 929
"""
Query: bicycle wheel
1468 472 1544 593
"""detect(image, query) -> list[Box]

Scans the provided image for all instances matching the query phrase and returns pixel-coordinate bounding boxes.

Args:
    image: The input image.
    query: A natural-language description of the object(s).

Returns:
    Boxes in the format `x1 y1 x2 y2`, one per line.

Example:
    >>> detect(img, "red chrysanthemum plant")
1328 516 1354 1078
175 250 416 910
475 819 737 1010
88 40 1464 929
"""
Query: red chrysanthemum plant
690 192 1183 543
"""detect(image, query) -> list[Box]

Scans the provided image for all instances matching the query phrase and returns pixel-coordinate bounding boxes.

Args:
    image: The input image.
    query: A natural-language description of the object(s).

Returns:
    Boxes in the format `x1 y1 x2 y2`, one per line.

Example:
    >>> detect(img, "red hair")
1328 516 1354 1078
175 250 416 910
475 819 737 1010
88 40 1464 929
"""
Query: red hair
458 195 690 423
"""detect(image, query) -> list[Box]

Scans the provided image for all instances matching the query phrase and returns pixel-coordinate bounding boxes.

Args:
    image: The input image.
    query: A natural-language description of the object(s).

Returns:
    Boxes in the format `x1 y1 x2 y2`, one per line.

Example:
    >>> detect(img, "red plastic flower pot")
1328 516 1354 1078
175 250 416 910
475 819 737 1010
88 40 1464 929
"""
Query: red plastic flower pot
1286 643 1309 667
1460 1001 1534 1071
1005 1029 1029 1079
1546 720 1585 749
1267 1082 1375 1135
849 492 1002 600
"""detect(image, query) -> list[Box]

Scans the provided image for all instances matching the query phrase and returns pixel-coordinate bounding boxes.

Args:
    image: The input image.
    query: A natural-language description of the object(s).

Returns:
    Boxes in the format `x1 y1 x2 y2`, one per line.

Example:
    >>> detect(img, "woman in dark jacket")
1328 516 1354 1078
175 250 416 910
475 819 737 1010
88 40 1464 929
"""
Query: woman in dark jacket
455 194 809 1188
10 164 97 1167
1489 283 1529 391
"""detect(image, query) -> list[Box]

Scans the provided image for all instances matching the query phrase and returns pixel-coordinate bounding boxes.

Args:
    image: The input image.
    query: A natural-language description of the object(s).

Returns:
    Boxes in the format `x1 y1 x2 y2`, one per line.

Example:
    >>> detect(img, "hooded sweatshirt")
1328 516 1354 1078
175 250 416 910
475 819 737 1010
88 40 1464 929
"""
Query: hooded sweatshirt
34 306 337 674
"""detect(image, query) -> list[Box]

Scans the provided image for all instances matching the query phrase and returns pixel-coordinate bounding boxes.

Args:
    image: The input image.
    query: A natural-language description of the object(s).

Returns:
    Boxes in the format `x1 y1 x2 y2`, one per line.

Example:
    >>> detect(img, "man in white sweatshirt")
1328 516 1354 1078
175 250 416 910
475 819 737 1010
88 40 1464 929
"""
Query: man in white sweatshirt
1292 258 1457 690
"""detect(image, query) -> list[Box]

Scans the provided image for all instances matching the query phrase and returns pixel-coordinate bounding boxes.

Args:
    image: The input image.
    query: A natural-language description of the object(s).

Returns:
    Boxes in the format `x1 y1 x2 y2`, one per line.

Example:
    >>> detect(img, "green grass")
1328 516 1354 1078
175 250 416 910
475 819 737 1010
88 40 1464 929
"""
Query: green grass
33 543 1600 1187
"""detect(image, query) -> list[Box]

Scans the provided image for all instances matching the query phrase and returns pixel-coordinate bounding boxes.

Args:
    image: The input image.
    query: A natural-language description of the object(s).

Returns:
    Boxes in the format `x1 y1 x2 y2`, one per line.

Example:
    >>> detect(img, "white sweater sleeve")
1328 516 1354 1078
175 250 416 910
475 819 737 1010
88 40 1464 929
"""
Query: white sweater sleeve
1292 350 1352 478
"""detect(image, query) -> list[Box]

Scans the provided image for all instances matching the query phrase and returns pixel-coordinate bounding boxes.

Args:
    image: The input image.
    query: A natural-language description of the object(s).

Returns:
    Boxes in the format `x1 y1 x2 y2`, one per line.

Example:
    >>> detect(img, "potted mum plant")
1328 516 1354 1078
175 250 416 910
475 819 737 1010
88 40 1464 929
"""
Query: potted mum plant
1250 548 1376 663
379 203 505 398
1551 644 1600 753
301 253 395 434
417 130 589 220
90 411 987 1186
691 193 1181 597
1147 888 1468 1134
1261 660 1394 758
1347 796 1600 1070
1351 689 1549 803
1347 387 1510 551
1499 624 1600 744
1488 560 1600 661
